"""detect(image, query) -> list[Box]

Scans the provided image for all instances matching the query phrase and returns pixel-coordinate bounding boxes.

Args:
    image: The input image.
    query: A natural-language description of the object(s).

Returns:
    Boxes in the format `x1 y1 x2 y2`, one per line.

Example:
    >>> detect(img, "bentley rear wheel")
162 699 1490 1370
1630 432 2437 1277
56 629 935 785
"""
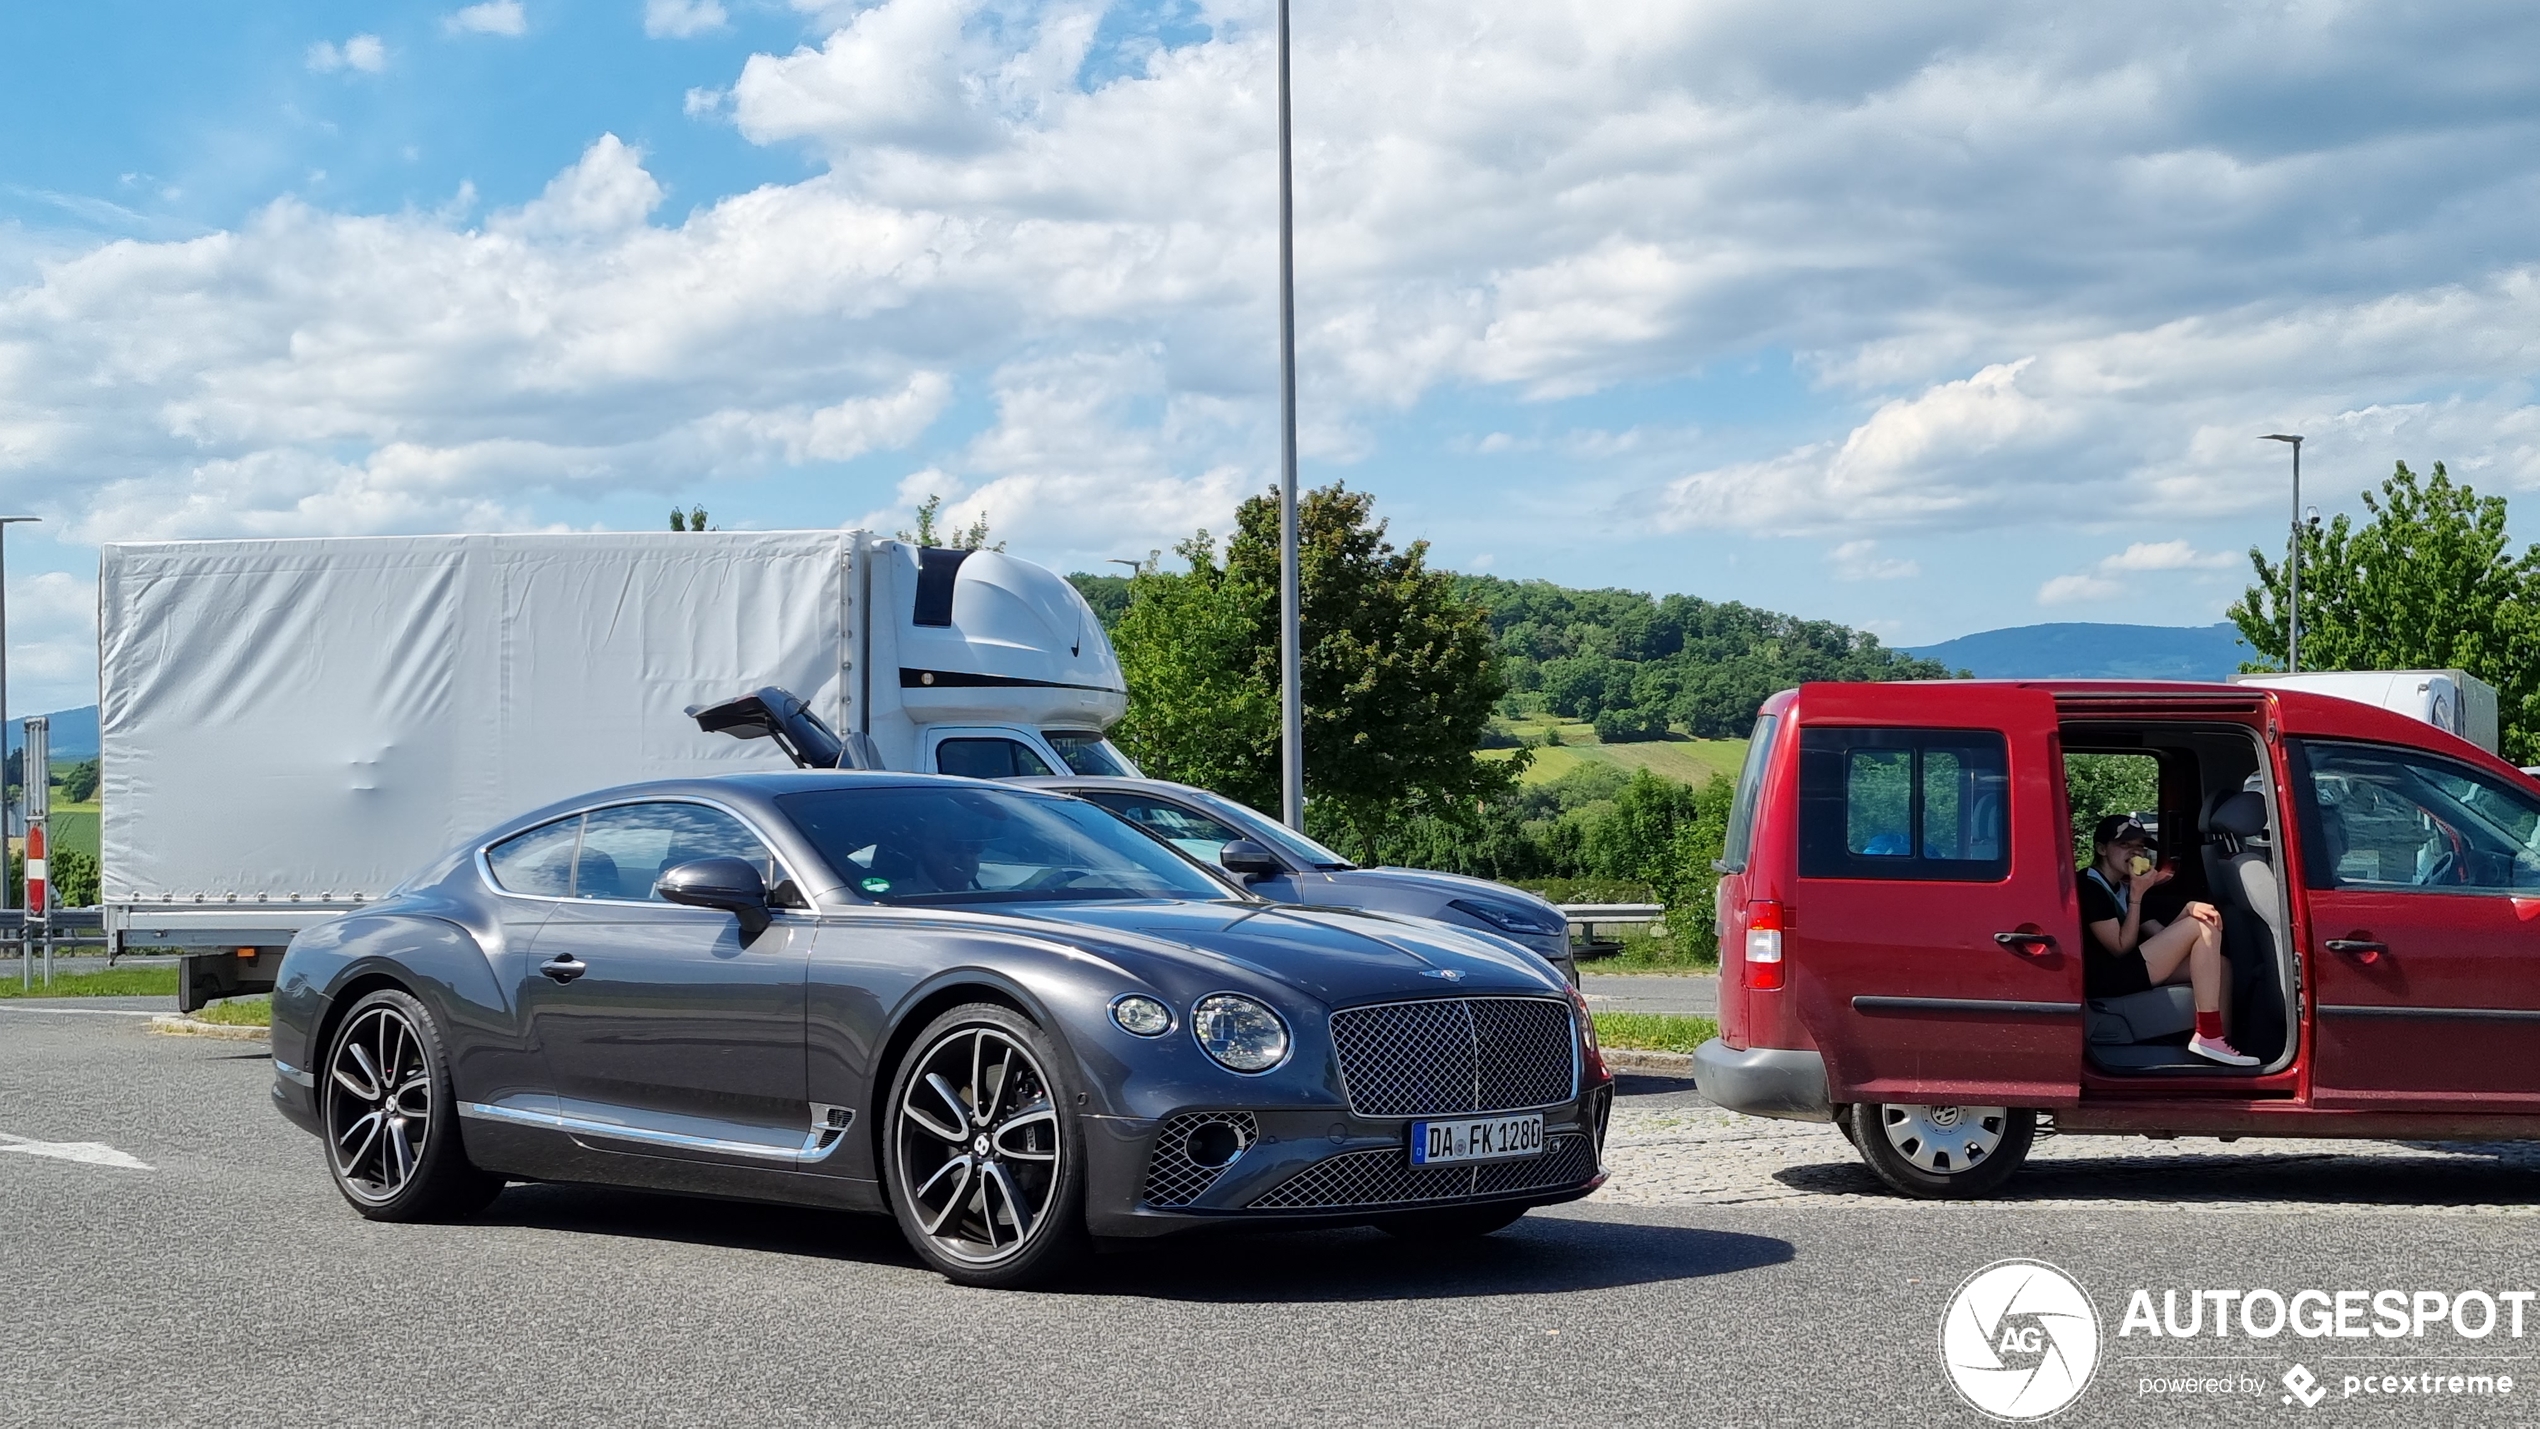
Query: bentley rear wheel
321 988 503 1221
884 1003 1088 1288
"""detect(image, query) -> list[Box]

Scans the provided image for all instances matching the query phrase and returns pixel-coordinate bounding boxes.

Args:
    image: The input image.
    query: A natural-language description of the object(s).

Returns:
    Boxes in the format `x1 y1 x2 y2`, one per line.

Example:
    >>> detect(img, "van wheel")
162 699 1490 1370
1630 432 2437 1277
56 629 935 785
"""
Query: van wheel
1851 1103 2032 1200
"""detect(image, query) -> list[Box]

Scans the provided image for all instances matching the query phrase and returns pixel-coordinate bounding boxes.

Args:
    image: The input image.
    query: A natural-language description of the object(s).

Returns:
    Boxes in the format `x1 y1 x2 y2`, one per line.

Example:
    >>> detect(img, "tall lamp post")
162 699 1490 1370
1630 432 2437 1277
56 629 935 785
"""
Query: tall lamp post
2261 435 2302 672
1273 0 1304 831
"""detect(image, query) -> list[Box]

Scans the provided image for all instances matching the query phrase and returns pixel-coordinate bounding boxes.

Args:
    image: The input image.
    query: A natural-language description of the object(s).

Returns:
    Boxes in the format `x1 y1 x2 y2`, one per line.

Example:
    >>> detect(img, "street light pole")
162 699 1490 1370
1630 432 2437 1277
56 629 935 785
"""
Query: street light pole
0 517 38 921
2262 435 2303 673
1274 0 1304 831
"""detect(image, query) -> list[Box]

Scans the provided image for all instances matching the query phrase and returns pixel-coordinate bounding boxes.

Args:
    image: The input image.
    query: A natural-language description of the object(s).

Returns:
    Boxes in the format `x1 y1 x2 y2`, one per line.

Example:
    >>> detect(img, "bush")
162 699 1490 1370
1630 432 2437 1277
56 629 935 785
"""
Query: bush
1591 707 1672 743
48 847 98 908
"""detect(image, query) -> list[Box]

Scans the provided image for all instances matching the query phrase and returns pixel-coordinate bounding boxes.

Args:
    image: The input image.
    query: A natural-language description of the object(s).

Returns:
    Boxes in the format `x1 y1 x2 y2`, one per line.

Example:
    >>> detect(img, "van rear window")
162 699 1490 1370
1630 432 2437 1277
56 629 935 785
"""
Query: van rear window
1717 714 1779 873
1797 727 2010 882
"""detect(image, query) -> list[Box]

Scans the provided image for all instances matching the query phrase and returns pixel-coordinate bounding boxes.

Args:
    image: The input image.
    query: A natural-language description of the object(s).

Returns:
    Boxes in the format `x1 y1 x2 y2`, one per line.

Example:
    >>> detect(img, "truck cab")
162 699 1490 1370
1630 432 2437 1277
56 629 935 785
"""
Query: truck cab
1696 679 2540 1198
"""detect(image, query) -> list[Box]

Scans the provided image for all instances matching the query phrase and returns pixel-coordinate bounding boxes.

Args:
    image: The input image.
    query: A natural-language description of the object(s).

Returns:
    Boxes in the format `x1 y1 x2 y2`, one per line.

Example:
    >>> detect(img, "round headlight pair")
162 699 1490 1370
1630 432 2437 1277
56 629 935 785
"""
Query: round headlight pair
1111 991 1290 1072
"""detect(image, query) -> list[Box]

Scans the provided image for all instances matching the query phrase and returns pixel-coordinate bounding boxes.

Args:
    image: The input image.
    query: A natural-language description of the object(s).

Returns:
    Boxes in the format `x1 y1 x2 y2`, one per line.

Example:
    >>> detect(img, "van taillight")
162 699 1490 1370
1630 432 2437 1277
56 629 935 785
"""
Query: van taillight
1746 900 1785 991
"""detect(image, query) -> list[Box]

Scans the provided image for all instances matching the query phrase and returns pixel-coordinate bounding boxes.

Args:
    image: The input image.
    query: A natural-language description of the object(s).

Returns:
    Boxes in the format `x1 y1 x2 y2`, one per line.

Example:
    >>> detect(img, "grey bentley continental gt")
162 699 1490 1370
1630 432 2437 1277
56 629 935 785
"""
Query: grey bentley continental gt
269 773 1613 1287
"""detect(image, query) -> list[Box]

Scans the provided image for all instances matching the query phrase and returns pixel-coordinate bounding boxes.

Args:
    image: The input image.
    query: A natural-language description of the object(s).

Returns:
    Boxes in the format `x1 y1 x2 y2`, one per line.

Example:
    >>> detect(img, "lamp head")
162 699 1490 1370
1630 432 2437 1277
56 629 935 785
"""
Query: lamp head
2261 434 2303 446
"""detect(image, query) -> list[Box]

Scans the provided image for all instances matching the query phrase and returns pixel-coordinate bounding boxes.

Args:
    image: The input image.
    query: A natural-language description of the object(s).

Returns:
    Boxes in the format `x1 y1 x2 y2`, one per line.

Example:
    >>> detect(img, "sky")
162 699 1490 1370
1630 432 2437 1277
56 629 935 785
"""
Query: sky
8 1 2540 714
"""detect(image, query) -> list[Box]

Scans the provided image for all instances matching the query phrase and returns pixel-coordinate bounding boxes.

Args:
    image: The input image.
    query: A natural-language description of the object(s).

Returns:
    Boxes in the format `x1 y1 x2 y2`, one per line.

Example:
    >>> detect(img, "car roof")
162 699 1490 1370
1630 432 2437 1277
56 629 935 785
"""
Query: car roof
1010 774 1217 797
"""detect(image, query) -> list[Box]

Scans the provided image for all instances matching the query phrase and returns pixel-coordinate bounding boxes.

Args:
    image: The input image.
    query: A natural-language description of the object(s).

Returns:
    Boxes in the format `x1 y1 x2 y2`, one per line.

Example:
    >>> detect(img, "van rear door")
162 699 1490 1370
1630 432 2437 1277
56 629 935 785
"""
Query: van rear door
1784 684 2080 1108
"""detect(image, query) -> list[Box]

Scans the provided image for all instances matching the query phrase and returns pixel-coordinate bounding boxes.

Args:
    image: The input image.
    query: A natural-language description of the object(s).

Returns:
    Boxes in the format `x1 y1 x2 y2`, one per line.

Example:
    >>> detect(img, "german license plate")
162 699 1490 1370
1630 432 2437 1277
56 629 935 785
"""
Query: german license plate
1409 1113 1544 1166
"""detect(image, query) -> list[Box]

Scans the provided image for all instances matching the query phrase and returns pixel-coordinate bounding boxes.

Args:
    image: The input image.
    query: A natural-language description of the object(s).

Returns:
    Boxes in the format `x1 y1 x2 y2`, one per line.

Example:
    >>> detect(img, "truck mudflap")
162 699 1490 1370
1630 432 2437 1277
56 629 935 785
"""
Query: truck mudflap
178 950 282 1013
1694 1039 1834 1123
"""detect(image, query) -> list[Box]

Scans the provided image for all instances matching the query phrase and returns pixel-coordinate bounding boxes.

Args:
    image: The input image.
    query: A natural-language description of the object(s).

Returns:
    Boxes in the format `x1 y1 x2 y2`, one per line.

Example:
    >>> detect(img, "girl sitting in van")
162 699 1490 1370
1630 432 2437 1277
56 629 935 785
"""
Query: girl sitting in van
2080 815 2258 1068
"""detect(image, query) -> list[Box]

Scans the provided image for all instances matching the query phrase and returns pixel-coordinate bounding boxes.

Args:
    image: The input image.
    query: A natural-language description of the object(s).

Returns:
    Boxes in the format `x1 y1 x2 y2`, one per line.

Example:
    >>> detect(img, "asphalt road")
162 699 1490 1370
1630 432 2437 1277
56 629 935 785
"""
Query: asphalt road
6 1007 2539 1428
1578 971 1717 1017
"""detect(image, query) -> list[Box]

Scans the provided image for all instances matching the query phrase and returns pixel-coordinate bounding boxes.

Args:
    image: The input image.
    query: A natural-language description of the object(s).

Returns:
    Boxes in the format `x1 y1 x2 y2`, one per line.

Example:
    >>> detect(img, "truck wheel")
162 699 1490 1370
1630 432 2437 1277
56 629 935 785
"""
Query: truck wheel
1851 1103 2033 1200
321 988 504 1221
884 1003 1089 1289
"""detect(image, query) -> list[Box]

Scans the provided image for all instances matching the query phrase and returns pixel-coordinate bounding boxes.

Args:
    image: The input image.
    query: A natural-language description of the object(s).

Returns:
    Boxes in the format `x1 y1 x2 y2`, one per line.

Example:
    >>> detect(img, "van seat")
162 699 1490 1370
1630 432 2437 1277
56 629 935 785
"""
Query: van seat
2085 984 2196 1044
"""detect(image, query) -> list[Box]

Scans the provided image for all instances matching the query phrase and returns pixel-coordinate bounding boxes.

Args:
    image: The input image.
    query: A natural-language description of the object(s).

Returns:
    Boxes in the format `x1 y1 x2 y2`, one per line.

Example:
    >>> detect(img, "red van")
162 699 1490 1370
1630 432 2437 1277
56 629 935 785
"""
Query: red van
1693 679 2540 1198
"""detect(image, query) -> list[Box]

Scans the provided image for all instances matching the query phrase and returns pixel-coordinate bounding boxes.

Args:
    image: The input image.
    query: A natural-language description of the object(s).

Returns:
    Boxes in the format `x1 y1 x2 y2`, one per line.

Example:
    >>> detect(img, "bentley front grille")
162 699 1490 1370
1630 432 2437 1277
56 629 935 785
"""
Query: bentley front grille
1247 1133 1598 1211
1328 996 1577 1117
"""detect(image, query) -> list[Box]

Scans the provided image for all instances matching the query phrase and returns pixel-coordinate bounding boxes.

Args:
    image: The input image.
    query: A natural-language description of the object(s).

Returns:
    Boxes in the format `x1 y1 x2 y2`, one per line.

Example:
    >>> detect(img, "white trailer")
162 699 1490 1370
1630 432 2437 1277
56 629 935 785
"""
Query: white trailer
2228 669 2500 754
96 531 1133 1008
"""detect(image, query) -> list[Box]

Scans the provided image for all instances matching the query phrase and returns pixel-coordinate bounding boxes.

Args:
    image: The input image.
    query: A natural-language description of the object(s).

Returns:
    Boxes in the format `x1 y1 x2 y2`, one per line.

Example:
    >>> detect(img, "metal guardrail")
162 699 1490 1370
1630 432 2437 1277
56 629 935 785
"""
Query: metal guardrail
11 907 111 990
1557 903 1667 949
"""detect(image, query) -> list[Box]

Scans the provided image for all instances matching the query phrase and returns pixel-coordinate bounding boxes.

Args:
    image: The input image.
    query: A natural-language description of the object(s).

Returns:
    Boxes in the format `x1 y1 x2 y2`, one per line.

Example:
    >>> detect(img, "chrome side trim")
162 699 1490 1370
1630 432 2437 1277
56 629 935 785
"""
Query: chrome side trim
2319 1004 2540 1022
459 1101 838 1164
1851 995 2083 1017
273 1059 316 1089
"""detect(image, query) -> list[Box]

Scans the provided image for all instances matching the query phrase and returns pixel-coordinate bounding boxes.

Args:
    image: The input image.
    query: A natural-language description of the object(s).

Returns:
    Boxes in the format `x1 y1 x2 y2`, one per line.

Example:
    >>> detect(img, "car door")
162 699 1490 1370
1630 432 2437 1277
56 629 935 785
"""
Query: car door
518 800 813 1157
2290 740 2540 1111
1782 684 2081 1108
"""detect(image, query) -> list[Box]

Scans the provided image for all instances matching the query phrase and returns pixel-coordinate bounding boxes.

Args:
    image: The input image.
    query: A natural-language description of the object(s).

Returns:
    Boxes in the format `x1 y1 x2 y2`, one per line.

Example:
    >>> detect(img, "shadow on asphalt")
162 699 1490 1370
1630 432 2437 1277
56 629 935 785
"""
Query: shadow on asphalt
468 1182 1791 1297
1072 1216 1792 1302
1771 1140 2540 1209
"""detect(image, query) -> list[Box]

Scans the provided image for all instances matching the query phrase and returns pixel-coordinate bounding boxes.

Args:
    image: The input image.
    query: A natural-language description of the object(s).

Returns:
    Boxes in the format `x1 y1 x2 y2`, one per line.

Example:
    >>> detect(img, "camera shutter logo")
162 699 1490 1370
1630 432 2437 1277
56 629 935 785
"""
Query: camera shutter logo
1939 1259 2102 1420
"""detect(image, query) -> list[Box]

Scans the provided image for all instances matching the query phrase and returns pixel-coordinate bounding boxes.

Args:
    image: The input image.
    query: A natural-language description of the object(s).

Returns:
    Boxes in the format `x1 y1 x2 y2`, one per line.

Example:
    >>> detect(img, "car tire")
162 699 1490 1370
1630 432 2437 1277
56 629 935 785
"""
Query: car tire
1851 1103 2033 1200
320 987 504 1222
883 1002 1090 1289
1377 1204 1529 1240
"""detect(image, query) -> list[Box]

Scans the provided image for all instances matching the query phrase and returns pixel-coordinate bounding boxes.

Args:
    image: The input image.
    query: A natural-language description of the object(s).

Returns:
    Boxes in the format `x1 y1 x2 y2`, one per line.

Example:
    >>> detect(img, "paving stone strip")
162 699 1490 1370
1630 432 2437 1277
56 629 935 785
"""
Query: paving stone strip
1589 1104 2540 1216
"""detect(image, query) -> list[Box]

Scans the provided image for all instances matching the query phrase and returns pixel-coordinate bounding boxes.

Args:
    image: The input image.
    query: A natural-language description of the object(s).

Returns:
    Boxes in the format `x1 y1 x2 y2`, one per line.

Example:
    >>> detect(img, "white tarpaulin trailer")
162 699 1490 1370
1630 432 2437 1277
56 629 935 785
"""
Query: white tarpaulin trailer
98 530 1130 1007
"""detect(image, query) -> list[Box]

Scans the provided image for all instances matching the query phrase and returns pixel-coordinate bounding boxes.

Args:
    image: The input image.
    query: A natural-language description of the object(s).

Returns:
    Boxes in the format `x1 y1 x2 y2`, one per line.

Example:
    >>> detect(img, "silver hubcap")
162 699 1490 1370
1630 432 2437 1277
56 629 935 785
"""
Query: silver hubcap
894 1027 1061 1265
326 1006 432 1203
1879 1104 2007 1175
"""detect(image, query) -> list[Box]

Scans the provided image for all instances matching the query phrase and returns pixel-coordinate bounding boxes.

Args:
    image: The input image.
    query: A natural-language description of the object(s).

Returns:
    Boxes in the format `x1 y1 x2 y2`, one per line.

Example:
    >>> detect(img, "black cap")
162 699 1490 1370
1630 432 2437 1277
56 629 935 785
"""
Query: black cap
2092 814 2151 847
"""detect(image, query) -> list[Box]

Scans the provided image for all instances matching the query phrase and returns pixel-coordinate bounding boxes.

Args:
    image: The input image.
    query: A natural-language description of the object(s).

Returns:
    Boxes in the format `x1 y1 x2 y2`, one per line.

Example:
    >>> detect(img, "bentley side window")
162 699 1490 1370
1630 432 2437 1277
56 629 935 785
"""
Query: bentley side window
573 803 782 902
485 816 582 897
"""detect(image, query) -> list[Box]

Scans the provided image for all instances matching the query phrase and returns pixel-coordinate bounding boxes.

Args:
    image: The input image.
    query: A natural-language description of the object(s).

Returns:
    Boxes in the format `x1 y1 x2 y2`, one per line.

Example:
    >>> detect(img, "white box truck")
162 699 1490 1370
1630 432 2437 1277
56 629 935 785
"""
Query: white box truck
97 530 1136 1008
2228 669 2500 754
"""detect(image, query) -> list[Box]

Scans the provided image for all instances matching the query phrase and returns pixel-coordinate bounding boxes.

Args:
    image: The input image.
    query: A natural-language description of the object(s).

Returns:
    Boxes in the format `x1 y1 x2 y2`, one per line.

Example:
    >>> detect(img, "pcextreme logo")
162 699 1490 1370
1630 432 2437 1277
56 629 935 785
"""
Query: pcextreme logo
1940 1259 2103 1420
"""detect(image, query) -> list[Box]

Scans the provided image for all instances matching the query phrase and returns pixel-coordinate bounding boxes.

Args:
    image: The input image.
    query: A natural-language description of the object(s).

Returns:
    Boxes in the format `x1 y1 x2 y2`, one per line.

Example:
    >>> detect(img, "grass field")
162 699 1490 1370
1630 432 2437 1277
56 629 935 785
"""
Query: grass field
46 806 98 860
1590 1012 1717 1054
1482 715 1748 788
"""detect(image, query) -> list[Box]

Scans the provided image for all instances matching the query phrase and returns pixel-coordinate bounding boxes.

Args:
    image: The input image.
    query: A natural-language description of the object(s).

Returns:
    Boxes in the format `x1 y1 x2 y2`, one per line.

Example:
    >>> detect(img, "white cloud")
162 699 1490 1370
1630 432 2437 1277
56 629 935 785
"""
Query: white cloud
1828 539 1919 581
445 1 528 37
644 0 728 39
2039 574 2124 606
305 35 386 74
21 0 2540 583
2098 540 2237 573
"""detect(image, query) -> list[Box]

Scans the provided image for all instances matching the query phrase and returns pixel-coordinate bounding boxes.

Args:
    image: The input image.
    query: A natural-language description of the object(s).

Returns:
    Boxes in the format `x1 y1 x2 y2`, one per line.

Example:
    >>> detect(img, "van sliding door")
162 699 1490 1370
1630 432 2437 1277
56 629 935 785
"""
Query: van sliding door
1786 685 2081 1108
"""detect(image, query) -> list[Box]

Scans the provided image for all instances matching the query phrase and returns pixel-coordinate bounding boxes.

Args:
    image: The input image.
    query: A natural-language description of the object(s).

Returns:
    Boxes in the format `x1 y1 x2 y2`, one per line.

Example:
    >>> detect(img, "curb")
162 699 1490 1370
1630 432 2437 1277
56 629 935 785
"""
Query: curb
1604 1048 1697 1075
146 1014 269 1042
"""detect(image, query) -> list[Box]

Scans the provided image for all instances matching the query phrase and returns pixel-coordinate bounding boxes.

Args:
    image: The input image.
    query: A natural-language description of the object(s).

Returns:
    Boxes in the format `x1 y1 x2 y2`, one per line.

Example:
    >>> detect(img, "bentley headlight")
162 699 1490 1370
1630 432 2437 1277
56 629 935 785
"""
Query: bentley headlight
1109 993 1172 1037
1192 994 1289 1073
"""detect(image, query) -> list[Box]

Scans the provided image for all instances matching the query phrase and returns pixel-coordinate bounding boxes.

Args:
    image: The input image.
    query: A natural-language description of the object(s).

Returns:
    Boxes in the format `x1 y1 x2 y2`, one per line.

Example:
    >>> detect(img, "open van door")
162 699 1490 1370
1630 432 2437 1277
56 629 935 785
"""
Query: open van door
1784 683 2080 1108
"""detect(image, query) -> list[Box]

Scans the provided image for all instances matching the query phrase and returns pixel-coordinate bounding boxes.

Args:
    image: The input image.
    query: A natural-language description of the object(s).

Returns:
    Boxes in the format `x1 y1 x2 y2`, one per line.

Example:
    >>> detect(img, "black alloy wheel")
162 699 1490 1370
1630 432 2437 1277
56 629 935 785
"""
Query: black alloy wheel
1850 1102 2035 1200
884 1003 1088 1288
320 988 504 1221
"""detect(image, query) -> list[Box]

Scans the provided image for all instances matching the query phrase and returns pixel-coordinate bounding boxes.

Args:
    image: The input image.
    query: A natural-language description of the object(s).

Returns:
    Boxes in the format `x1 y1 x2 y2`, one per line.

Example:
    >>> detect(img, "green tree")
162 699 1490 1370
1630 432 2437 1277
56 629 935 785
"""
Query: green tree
669 505 709 531
1110 484 1523 860
48 846 97 908
900 494 1004 551
2228 460 2540 761
57 759 98 803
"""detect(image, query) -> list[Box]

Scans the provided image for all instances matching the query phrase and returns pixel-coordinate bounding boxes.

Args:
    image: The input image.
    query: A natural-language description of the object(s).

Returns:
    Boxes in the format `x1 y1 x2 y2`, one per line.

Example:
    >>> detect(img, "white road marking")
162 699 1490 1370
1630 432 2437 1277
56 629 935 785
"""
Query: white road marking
0 1006 161 1016
0 1132 154 1171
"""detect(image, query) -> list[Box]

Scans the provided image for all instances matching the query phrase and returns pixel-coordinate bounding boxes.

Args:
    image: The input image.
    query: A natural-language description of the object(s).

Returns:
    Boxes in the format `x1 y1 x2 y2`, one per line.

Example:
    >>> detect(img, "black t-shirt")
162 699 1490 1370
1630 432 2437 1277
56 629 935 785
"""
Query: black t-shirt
2078 868 2126 939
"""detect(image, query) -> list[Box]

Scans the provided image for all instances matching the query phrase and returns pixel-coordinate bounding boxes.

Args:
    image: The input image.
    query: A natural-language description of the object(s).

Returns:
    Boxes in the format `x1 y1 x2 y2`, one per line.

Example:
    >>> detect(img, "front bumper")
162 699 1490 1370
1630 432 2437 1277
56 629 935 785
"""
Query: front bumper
1692 1039 1833 1123
1082 1083 1613 1238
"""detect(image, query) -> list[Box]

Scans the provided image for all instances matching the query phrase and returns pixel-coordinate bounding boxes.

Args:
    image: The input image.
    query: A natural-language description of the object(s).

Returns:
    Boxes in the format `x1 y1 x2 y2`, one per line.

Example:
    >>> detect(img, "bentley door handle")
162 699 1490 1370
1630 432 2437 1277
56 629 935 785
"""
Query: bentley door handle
540 955 589 984
2324 938 2388 964
1993 931 2057 955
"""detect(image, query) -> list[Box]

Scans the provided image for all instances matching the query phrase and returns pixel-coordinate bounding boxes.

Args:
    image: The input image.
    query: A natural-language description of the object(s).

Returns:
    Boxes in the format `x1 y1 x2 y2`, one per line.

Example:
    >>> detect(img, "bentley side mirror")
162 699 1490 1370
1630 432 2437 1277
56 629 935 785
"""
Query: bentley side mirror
1218 839 1285 881
657 857 773 940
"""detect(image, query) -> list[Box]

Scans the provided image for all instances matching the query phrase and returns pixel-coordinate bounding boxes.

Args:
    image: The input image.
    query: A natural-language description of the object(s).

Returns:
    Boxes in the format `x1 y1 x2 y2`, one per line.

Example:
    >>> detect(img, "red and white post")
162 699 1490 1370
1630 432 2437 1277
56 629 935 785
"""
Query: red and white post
22 714 47 985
